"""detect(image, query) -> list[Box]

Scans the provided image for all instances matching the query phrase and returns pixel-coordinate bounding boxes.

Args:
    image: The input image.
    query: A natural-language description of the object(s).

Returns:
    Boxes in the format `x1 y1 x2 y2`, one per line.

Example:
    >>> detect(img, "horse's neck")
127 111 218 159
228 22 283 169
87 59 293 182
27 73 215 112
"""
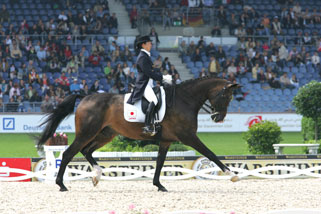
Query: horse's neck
179 78 224 112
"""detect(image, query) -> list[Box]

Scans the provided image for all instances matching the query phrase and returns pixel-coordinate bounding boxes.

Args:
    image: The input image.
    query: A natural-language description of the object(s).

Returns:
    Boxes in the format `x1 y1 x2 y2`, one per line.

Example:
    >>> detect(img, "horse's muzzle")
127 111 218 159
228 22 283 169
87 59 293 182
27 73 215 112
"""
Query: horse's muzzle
211 112 224 123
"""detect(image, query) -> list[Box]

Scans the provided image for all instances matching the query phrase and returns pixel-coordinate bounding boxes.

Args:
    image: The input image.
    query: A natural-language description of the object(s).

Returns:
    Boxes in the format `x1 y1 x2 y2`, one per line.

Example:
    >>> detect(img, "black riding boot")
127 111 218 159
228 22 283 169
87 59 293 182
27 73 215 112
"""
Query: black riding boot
142 102 156 136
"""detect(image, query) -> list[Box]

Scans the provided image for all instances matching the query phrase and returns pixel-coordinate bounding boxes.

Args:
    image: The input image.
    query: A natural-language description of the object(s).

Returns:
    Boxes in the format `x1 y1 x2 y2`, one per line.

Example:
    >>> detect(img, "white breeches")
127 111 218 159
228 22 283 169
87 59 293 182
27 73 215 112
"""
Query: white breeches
144 80 158 105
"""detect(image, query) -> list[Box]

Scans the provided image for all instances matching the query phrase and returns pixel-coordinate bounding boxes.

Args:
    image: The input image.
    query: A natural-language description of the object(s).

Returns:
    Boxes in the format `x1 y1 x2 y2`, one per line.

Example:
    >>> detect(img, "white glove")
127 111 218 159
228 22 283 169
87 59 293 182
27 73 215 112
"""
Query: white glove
162 74 172 85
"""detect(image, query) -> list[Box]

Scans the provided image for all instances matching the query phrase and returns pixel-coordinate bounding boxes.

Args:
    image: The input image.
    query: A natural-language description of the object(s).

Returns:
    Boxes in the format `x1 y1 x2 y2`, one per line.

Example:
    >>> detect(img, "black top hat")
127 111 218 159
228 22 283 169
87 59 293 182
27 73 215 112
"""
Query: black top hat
136 35 153 48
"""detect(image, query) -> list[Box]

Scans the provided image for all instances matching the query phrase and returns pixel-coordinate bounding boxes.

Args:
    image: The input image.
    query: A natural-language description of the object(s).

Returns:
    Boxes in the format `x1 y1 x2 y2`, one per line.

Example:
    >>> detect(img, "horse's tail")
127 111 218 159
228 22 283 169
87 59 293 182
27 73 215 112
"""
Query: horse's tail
37 94 85 150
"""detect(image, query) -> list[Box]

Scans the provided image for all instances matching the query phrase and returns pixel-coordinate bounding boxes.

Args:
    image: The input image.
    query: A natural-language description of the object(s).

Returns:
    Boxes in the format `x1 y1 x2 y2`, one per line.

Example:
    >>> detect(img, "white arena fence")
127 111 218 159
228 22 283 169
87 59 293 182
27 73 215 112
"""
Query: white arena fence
2 164 321 182
1 146 321 182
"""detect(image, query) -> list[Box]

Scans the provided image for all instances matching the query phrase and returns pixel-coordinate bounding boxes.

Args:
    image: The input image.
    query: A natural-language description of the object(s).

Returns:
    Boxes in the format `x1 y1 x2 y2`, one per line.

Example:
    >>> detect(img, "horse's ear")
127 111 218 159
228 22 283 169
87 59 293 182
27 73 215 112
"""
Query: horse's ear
227 83 242 89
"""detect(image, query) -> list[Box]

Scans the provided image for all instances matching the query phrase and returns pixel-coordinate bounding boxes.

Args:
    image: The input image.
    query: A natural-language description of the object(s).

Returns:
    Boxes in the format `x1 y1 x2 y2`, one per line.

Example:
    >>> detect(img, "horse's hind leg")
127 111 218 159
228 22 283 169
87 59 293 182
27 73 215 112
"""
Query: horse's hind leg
153 141 171 192
180 134 239 182
81 126 116 187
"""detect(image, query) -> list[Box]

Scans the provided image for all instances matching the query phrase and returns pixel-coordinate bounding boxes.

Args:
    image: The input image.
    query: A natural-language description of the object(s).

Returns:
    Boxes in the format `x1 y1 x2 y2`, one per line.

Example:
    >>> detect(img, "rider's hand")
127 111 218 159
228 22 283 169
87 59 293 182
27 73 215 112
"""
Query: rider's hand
162 74 172 85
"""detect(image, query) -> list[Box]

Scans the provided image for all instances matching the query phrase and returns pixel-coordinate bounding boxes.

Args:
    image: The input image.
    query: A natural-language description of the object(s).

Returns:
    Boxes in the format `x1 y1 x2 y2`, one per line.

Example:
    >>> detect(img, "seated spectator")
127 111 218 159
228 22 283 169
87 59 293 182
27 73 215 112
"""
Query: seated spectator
227 72 236 82
127 72 136 87
187 41 196 56
121 46 133 62
40 73 49 92
272 16 281 35
227 62 237 76
280 72 295 89
70 78 80 94
257 69 267 83
290 74 299 88
89 52 101 67
64 45 72 61
232 80 246 101
268 72 281 88
92 41 105 57
9 64 17 79
123 62 130 76
10 43 22 60
104 61 112 76
66 56 79 73
24 85 36 101
29 68 40 84
80 84 90 96
206 42 216 57
237 61 247 75
237 37 246 52
48 57 61 73
0 4 10 23
37 46 47 61
79 79 87 91
216 46 226 63
58 11 68 22
111 46 121 62
192 48 202 62
312 52 320 69
9 83 21 99
162 57 171 71
90 80 100 93
303 32 312 45
199 68 207 77
0 58 9 73
174 73 182 84
78 46 89 68
109 84 119 94
57 72 70 92
168 65 178 77
41 94 54 113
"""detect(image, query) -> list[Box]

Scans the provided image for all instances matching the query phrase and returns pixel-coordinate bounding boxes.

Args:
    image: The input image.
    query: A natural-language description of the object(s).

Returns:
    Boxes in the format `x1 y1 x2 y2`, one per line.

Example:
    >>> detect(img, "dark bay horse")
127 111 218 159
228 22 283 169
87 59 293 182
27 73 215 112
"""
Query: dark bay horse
37 77 240 192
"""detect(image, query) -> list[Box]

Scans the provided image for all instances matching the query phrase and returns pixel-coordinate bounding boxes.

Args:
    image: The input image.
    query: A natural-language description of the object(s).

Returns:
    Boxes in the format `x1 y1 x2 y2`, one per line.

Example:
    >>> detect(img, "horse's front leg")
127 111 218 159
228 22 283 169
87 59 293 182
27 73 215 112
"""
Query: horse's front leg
153 141 171 192
180 134 239 182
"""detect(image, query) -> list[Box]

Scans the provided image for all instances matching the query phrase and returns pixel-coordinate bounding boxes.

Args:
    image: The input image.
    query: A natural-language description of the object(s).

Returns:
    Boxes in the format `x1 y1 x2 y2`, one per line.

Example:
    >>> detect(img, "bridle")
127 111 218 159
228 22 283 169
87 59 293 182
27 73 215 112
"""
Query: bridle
205 85 229 120
180 83 229 116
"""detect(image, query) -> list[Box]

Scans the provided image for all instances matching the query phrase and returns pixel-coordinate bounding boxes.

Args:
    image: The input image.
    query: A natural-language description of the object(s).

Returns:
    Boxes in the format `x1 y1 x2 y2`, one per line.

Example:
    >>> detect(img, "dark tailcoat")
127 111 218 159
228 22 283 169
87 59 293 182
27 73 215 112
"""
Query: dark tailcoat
127 50 163 104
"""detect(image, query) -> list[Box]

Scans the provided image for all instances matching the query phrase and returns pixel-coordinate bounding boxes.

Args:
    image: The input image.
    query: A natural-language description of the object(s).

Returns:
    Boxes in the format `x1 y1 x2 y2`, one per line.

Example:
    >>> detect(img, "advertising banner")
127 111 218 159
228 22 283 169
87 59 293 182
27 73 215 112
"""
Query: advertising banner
0 115 75 133
197 113 302 132
31 155 321 181
1 113 302 133
0 158 32 181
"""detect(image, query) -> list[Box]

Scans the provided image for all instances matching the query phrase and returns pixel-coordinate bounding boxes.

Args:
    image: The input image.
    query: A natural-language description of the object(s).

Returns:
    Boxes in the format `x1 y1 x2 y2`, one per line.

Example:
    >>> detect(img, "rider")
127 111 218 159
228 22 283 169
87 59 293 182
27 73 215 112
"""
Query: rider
127 35 166 136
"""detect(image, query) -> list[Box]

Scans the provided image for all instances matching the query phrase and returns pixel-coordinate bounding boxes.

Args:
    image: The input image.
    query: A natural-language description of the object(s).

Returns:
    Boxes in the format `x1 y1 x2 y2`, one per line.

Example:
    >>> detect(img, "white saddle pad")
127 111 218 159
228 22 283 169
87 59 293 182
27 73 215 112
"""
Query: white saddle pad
124 87 166 123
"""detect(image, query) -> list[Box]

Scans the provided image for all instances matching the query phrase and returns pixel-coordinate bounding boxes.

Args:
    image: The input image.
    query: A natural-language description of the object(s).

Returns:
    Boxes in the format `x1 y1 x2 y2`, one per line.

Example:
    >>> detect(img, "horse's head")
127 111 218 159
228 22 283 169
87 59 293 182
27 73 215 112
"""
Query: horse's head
209 83 240 123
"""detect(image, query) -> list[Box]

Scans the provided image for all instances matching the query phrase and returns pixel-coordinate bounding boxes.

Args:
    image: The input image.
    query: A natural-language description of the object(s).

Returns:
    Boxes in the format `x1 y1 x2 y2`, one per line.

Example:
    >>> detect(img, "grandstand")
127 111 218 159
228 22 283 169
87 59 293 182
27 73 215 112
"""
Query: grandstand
0 0 320 113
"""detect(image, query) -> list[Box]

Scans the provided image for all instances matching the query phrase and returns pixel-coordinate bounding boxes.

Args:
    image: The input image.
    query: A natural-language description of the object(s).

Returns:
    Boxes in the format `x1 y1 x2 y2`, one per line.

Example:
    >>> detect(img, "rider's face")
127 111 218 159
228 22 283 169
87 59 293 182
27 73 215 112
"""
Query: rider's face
142 41 152 52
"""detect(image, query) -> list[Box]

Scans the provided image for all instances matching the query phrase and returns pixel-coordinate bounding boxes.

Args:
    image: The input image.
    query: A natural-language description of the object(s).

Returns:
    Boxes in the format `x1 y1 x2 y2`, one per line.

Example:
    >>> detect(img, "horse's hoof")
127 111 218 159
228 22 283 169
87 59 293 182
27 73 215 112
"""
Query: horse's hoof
92 165 102 187
59 187 68 192
158 186 168 192
230 175 240 182
92 177 99 187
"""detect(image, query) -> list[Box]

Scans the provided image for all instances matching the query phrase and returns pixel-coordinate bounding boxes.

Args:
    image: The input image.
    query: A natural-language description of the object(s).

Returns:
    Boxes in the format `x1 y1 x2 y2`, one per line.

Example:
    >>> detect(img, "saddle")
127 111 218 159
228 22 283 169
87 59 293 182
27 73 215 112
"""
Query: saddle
124 86 166 123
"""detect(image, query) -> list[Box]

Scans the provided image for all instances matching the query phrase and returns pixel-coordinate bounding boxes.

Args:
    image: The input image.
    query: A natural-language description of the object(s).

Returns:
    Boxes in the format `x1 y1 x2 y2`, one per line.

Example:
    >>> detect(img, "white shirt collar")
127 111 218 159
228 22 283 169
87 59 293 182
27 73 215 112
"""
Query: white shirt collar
141 49 151 57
